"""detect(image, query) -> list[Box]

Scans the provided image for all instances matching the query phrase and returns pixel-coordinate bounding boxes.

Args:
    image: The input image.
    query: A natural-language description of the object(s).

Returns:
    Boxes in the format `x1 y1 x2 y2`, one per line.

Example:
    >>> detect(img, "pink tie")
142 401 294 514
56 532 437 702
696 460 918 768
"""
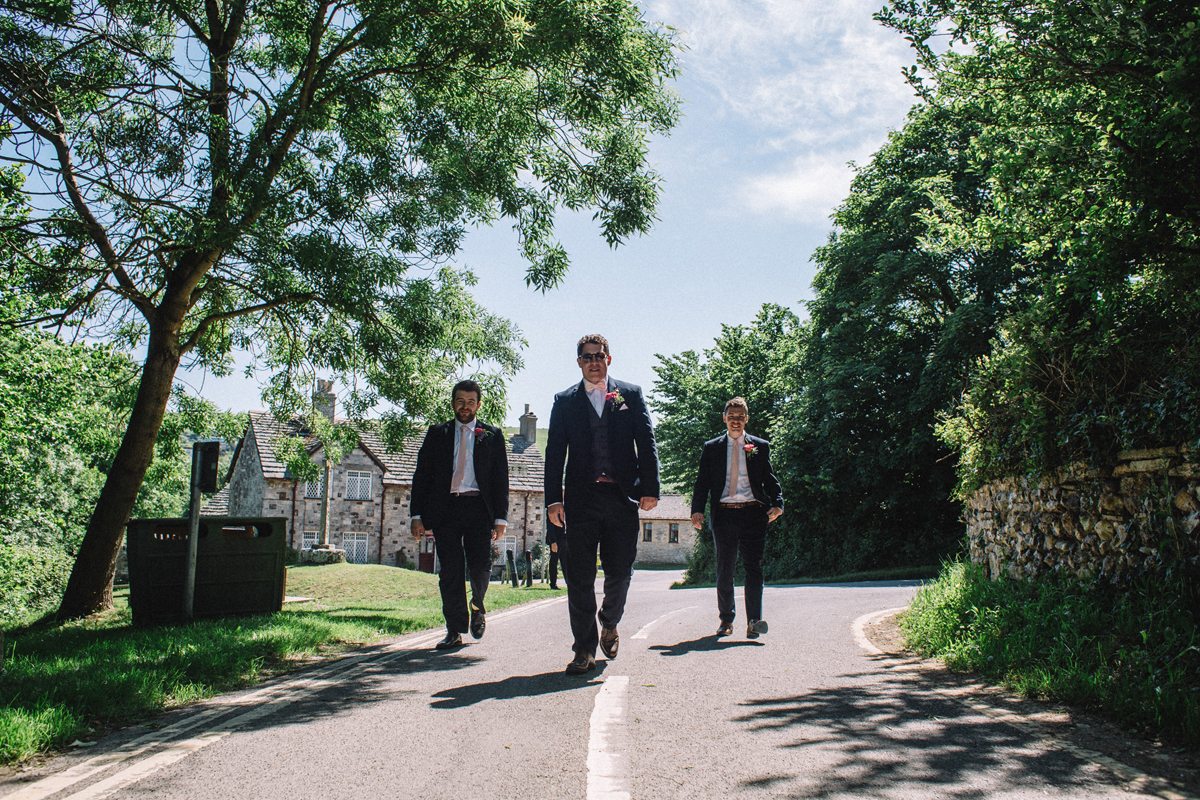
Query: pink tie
452 425 470 491
726 437 740 498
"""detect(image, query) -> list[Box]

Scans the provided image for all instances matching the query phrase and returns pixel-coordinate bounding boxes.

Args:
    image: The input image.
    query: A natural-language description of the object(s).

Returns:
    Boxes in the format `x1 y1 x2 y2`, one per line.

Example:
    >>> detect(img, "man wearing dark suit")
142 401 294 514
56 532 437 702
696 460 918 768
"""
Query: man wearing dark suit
690 397 783 639
545 334 660 675
411 379 510 650
546 521 567 590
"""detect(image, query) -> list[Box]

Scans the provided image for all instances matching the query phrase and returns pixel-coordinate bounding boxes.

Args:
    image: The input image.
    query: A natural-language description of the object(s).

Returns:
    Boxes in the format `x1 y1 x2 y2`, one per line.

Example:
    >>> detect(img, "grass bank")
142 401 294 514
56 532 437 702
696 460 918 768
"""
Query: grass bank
902 561 1200 746
0 564 563 766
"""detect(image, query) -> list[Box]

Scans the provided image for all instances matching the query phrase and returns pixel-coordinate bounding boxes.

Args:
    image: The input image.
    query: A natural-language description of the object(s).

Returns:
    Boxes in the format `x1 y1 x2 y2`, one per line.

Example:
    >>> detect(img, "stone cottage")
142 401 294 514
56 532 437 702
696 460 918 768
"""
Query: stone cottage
205 387 546 570
635 494 695 565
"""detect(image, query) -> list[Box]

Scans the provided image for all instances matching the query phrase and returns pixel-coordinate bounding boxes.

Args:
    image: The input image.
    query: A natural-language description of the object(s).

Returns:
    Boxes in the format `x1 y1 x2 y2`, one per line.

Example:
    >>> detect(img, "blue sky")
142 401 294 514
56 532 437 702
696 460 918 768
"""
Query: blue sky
181 0 920 425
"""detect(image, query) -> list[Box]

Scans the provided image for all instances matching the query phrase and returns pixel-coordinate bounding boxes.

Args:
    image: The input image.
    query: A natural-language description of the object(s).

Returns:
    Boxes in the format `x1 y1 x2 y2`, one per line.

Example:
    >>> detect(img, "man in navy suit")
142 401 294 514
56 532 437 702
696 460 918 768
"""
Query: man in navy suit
411 380 510 650
545 334 660 674
690 397 783 639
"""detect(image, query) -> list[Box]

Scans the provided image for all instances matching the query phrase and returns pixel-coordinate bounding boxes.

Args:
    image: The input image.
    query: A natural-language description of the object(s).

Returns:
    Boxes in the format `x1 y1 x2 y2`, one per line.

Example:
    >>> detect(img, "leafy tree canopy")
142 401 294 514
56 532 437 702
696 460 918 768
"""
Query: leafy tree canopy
0 0 679 617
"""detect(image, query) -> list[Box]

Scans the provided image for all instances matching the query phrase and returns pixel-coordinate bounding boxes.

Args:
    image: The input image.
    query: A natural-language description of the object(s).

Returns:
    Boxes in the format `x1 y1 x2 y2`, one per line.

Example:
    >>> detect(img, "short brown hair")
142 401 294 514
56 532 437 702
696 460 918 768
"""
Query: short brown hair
576 334 610 356
451 379 482 403
724 397 749 414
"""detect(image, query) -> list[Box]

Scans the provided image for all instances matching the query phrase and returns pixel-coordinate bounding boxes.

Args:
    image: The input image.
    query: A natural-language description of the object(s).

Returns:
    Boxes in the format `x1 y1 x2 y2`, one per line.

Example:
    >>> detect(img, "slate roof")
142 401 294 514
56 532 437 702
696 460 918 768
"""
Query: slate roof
233 411 544 492
200 487 229 515
638 494 691 521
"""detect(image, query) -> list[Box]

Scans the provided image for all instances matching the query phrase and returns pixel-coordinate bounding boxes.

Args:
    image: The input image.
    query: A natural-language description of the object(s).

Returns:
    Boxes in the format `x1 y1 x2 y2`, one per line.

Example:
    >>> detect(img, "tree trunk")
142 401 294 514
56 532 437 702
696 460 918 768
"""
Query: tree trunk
56 322 183 620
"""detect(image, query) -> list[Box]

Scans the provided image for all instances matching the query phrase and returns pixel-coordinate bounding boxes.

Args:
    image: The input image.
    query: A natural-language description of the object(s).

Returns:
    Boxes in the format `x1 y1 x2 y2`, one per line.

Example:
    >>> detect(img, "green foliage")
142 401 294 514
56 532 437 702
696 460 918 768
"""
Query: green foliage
904 561 1200 745
0 545 74 630
878 0 1200 485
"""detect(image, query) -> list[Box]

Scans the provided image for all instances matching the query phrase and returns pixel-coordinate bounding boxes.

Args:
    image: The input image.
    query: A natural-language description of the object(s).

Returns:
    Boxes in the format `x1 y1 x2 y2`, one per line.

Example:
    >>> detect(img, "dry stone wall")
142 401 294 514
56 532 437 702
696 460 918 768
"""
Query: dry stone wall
967 446 1200 582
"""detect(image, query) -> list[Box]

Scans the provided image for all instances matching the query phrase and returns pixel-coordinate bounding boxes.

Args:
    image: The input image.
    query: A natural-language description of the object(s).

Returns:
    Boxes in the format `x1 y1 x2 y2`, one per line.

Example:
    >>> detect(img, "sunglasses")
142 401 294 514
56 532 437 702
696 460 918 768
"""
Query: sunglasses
578 353 608 363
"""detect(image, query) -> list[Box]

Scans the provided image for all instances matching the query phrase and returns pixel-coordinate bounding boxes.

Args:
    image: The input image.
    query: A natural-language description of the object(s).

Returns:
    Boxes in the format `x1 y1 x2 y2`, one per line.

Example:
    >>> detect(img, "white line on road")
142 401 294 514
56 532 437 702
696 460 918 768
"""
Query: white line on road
850 606 908 654
587 675 631 800
5 601 554 800
631 606 697 639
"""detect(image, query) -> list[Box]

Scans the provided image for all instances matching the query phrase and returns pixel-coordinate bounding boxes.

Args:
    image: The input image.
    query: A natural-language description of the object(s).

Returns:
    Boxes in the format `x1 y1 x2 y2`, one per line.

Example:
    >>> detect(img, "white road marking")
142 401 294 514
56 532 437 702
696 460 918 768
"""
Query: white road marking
631 606 697 640
586 675 631 800
850 606 908 654
6 602 545 800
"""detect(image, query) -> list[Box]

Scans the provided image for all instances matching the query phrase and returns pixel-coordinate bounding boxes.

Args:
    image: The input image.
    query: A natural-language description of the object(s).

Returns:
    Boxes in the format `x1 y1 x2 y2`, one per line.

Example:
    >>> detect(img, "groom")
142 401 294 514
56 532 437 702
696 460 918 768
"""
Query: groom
545 334 660 674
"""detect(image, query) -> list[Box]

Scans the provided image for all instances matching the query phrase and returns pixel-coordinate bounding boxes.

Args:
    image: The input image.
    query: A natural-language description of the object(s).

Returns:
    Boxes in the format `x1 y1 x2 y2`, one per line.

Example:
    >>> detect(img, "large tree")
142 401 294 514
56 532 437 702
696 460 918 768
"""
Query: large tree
0 0 679 618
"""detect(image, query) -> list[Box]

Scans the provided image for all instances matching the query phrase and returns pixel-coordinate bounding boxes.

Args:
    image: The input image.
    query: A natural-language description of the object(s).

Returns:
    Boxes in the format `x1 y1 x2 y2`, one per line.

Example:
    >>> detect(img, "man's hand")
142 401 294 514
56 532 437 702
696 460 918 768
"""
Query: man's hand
492 523 506 542
550 542 558 553
410 518 426 539
767 507 783 523
639 496 658 511
547 503 564 527
690 512 704 530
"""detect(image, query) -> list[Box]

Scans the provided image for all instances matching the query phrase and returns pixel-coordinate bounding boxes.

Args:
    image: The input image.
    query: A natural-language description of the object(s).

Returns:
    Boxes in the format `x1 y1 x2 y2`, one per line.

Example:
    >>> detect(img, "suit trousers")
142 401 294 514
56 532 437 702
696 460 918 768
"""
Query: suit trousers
711 505 768 624
564 482 639 656
433 495 492 634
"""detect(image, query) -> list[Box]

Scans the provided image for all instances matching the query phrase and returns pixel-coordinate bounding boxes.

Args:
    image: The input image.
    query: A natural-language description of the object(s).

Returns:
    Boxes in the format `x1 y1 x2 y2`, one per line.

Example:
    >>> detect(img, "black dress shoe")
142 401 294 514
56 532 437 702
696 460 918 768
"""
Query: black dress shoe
716 622 734 637
435 632 463 650
746 619 769 639
470 606 486 640
599 626 619 659
565 652 596 675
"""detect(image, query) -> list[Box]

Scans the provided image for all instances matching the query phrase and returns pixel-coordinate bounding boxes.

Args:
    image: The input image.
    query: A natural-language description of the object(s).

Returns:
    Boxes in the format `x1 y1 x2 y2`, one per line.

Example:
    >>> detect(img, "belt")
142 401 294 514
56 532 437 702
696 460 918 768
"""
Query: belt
595 476 617 484
451 490 482 497
719 501 758 509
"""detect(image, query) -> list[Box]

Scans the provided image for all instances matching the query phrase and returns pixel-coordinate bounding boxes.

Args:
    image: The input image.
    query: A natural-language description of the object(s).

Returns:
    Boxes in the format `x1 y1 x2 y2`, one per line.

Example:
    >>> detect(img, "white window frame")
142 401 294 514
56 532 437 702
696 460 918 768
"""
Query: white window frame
669 523 679 544
301 530 317 548
305 480 322 499
346 470 373 500
343 532 369 564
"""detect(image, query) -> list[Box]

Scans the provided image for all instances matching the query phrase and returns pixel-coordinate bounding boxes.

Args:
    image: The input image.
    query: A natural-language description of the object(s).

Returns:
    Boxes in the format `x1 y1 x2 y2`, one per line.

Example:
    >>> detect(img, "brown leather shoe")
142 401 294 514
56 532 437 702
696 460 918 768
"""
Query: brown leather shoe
565 652 596 675
716 622 734 637
746 619 769 639
599 626 619 659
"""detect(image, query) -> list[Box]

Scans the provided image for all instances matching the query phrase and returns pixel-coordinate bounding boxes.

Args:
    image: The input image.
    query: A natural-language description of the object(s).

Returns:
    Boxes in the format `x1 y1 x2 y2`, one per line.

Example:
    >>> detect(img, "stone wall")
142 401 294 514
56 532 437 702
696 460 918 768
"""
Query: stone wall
966 445 1200 582
636 520 694 565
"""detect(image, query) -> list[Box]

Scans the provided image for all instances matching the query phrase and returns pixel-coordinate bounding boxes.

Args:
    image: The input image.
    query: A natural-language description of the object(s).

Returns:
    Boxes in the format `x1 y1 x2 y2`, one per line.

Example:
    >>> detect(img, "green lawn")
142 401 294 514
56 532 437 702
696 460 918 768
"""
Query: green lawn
0 565 563 766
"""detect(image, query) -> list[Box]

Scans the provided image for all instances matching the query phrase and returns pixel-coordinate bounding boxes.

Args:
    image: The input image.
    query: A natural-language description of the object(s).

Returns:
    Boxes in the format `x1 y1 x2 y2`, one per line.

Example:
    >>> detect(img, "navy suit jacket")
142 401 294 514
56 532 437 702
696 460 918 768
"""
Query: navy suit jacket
544 377 660 508
690 433 784 517
410 419 509 531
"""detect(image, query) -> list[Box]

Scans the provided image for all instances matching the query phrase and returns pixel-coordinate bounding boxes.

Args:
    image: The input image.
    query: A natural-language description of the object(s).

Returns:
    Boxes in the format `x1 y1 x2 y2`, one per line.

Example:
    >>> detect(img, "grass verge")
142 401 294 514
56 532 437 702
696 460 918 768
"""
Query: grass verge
0 564 563 766
902 561 1200 746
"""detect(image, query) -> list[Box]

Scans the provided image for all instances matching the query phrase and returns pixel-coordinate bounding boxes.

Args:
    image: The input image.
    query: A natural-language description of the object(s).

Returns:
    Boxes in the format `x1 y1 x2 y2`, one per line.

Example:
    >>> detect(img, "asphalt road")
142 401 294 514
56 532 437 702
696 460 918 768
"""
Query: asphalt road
2 570 1190 799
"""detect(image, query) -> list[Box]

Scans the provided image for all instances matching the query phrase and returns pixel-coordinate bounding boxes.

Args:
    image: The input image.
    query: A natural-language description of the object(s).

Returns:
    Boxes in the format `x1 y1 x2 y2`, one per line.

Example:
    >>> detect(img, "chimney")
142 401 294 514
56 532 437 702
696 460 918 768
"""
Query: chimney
313 379 336 422
519 403 537 442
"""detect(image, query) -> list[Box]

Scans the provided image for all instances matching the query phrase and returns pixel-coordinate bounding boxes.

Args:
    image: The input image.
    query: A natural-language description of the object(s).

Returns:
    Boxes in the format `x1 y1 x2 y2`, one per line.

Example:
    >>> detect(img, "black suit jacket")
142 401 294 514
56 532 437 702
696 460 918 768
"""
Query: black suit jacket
410 419 509 531
690 433 784 516
544 377 660 508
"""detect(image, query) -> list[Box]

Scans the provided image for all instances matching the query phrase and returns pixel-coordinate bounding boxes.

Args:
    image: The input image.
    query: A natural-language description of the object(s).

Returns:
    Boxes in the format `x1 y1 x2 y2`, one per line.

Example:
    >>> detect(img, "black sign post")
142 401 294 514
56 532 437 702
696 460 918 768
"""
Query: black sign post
184 441 221 620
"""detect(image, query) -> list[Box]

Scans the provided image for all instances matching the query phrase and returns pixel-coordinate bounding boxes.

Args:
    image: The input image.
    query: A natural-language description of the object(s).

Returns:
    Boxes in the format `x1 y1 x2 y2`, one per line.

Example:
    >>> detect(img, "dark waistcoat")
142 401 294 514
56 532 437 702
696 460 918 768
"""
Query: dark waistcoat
588 400 614 481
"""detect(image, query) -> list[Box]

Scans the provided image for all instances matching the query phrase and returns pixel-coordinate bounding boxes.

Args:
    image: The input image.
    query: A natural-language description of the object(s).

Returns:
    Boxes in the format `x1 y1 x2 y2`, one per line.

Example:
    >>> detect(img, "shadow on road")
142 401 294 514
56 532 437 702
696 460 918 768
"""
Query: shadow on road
733 664 1124 798
430 665 611 709
649 636 765 657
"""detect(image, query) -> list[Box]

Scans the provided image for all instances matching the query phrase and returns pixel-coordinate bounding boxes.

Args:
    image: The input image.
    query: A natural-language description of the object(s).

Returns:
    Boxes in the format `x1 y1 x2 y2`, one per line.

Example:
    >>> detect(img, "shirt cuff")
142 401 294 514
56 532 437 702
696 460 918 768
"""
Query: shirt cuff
494 519 507 526
411 515 421 521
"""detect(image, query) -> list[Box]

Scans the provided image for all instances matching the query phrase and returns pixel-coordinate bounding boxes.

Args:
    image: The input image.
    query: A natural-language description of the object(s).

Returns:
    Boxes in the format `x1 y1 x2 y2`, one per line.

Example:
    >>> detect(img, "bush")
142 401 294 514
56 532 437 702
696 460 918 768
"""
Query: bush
0 545 73 629
903 561 1200 745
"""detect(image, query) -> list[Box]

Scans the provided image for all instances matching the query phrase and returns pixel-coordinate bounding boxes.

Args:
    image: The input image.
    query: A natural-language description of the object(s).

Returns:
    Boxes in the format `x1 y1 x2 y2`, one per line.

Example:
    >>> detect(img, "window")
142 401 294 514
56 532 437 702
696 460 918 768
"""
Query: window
346 470 372 500
301 530 317 548
343 532 369 564
643 522 653 542
669 523 679 544
305 480 322 499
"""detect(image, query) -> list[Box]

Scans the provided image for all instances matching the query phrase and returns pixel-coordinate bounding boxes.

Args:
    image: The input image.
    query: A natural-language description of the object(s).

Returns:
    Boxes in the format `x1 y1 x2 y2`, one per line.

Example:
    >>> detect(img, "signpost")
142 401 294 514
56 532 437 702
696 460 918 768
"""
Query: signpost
183 441 220 621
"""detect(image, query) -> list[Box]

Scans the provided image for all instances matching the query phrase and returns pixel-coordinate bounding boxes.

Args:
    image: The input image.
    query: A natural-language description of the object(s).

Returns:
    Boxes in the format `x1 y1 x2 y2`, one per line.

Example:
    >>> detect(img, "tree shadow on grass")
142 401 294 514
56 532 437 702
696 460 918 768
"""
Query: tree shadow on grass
730 662 1124 798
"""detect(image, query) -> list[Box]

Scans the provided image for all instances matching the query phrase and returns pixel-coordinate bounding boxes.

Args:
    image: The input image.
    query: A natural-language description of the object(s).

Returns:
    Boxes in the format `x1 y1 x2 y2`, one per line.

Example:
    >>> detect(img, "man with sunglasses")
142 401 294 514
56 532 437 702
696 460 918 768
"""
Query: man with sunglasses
690 397 783 639
545 334 660 675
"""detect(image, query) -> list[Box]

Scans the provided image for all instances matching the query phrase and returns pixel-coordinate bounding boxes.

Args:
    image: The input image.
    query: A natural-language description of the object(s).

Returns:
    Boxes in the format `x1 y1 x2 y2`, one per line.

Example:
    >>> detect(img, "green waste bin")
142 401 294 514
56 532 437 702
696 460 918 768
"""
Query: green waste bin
125 516 288 625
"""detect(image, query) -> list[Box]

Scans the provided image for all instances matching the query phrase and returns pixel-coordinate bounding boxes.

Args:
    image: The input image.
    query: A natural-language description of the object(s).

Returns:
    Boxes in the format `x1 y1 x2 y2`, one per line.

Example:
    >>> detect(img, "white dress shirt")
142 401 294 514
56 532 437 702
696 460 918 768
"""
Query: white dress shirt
720 434 755 503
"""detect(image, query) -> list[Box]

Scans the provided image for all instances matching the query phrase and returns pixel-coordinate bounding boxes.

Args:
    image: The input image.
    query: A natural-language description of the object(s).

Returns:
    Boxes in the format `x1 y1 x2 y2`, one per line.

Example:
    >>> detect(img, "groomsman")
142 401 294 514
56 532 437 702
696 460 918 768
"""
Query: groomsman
690 397 783 639
545 334 660 674
411 380 509 650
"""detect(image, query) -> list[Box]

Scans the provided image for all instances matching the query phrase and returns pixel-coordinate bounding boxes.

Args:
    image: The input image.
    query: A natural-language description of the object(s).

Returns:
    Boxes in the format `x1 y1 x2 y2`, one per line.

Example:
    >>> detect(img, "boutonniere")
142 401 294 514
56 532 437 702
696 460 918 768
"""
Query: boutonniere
474 426 489 441
605 389 625 407
743 442 758 458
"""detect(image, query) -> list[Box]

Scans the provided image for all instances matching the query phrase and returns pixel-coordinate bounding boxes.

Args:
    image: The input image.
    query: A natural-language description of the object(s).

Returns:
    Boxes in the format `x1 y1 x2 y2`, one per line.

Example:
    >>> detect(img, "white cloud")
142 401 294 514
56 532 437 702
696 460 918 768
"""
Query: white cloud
644 0 918 220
